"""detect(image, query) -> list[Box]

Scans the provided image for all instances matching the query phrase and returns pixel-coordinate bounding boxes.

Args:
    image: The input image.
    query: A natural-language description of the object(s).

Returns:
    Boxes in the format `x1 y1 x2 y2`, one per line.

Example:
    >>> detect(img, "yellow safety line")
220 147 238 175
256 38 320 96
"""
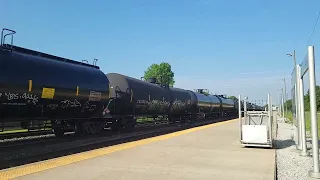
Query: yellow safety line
0 118 237 180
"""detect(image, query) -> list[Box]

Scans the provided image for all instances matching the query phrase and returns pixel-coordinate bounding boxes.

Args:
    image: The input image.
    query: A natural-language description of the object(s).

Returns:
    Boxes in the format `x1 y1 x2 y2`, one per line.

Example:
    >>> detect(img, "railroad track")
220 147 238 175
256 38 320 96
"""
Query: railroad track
0 116 236 170
0 120 171 150
0 130 53 141
0 120 167 143
0 119 170 143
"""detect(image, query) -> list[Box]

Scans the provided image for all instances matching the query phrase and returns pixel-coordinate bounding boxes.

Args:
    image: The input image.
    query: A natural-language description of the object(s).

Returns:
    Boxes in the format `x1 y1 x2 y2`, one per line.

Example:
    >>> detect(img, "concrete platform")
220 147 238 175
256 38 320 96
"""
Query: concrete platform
1 118 276 180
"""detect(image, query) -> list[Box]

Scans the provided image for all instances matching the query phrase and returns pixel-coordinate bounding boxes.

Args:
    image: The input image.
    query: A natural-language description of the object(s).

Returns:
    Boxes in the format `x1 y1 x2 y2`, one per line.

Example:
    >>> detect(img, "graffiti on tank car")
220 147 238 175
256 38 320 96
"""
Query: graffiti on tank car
61 100 70 108
82 101 90 111
5 92 19 101
170 100 187 112
81 101 96 112
2 92 39 105
89 105 96 111
69 99 81 108
88 91 101 101
148 100 170 112
137 100 149 104
136 99 170 113
20 93 39 105
61 99 81 108
47 104 59 110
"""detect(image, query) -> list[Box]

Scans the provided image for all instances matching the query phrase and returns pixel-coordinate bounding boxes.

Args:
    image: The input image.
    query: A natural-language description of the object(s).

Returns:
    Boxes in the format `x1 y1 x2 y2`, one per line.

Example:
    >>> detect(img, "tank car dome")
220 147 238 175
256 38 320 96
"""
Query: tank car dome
147 77 157 84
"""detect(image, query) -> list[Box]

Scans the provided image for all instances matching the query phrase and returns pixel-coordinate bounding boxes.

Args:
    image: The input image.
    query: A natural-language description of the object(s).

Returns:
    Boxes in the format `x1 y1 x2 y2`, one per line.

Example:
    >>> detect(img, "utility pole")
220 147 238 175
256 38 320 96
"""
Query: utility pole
278 89 282 116
282 78 287 114
287 50 299 123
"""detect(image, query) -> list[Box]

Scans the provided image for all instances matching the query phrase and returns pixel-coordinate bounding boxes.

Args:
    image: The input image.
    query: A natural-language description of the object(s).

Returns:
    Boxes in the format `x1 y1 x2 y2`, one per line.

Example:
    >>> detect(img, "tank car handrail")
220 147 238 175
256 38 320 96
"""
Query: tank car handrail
125 88 130 100
1 28 16 48
93 58 98 66
124 88 134 103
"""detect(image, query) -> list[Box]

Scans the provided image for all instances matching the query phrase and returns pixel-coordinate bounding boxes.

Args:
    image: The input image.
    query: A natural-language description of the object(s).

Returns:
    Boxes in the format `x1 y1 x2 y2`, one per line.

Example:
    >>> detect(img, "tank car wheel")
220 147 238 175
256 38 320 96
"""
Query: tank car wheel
88 124 97 134
53 128 64 137
168 115 175 124
82 123 98 135
124 120 135 133
89 123 103 135
180 116 187 124
191 114 197 122
74 122 85 136
111 121 121 132
21 122 29 129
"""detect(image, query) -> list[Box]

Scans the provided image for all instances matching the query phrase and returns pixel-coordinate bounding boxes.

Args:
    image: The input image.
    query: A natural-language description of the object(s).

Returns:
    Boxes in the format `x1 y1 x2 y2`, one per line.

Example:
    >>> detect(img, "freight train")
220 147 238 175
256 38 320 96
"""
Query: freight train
0 28 263 137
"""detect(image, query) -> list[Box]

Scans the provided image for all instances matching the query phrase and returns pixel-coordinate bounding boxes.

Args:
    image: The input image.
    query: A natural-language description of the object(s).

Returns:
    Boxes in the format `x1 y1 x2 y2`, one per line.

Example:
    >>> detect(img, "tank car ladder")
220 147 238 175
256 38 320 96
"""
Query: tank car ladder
238 94 274 148
1 28 16 49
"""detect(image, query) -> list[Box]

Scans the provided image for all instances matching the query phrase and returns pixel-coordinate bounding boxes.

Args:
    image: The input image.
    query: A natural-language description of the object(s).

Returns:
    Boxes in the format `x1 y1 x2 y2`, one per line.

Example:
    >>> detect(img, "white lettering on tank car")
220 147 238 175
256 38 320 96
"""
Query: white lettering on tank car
89 91 102 101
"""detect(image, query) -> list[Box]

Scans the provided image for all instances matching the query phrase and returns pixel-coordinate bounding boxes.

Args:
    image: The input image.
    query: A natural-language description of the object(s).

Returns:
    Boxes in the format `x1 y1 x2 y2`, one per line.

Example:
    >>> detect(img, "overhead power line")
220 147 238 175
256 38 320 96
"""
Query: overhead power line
307 11 320 45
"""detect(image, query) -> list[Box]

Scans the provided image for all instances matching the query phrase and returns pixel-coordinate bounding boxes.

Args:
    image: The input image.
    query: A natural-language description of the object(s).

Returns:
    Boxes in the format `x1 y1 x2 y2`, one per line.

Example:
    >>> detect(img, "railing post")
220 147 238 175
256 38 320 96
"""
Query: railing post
296 64 302 150
307 46 320 179
298 64 309 156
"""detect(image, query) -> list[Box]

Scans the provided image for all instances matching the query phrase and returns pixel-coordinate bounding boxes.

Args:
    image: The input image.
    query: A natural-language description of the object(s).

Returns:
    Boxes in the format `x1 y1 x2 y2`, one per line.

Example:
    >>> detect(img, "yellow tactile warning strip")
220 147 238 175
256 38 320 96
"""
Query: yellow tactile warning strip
0 118 237 180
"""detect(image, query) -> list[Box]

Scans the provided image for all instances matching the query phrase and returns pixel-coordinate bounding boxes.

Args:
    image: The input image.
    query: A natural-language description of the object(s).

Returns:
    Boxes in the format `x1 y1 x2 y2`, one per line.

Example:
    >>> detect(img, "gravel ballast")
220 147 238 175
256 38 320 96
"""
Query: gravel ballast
275 120 314 180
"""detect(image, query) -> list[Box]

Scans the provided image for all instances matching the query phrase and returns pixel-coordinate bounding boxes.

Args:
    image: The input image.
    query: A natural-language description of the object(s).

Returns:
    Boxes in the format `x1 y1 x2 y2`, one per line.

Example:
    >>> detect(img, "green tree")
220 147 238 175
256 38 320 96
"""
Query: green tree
284 99 292 111
303 85 320 111
228 96 238 101
143 62 175 87
202 92 209 96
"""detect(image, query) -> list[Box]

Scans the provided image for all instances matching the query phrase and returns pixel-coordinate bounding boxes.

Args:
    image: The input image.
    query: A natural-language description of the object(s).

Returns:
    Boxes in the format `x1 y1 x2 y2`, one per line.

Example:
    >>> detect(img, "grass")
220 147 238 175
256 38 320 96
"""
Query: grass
0 128 52 135
284 110 320 137
136 117 155 123
0 129 29 134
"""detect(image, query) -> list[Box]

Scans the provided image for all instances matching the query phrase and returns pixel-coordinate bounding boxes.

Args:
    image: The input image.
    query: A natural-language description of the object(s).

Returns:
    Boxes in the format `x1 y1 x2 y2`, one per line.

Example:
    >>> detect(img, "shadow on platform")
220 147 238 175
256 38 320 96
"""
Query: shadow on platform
273 139 295 149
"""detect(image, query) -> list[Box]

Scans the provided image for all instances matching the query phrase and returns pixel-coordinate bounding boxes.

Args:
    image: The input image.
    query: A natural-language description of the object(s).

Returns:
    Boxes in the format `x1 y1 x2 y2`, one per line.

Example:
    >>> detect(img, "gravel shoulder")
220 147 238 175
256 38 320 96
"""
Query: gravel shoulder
275 117 313 180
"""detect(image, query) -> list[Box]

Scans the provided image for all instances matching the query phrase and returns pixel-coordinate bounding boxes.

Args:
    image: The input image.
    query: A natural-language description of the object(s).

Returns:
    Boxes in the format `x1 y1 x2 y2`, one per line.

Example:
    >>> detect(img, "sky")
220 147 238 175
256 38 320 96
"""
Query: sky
1 0 320 106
